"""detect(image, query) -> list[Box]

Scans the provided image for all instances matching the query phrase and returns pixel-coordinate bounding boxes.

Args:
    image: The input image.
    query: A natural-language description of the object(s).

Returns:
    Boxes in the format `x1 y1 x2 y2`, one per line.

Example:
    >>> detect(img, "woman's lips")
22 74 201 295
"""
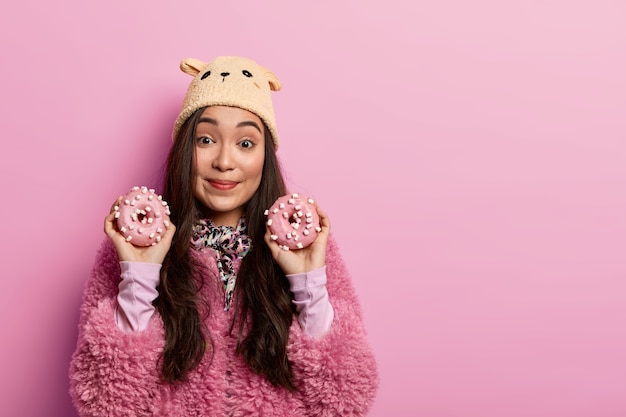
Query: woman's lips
208 179 238 190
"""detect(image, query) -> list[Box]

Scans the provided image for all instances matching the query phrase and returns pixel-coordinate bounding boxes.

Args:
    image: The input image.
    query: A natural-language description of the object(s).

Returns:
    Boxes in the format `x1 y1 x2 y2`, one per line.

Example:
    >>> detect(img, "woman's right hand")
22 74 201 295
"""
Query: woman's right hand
104 196 176 264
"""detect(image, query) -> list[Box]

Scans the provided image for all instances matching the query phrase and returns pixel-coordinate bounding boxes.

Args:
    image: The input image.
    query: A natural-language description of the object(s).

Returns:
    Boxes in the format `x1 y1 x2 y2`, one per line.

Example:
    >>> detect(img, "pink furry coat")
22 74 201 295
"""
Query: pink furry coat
69 236 379 416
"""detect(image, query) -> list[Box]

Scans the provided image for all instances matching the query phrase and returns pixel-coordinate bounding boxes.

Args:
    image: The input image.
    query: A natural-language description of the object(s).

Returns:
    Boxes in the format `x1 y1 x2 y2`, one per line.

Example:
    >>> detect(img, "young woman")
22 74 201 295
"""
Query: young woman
69 56 378 416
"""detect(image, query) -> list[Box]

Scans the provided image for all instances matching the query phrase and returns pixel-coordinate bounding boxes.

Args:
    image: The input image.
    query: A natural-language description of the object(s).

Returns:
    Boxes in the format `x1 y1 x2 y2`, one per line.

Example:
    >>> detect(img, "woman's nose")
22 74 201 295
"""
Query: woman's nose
211 144 235 171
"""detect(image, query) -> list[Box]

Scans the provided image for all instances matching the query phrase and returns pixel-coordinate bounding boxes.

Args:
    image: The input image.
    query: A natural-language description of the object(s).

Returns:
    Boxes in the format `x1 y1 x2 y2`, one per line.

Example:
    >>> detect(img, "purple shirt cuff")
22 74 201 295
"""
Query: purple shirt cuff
286 266 334 338
115 261 161 332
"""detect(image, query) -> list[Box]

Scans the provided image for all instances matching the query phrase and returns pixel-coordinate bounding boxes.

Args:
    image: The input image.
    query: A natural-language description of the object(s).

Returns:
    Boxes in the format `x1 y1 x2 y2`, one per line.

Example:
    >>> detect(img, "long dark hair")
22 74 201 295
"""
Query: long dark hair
156 107 295 390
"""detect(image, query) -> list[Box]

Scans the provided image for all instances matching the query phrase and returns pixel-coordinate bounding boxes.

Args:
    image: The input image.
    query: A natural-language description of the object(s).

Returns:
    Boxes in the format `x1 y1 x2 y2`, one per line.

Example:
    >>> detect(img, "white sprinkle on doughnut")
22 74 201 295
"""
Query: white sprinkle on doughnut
135 194 142 200
267 219 273 226
283 212 289 218
279 203 285 209
149 233 155 238
307 198 314 204
126 236 133 242
270 234 278 240
296 242 303 249
315 226 322 232
264 209 269 215
145 206 152 212
114 212 120 219
292 193 299 198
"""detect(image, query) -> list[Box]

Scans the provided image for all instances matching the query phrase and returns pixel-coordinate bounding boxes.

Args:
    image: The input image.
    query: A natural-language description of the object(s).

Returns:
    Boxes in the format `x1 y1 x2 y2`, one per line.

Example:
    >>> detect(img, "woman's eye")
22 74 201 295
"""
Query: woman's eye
239 139 254 149
197 136 214 145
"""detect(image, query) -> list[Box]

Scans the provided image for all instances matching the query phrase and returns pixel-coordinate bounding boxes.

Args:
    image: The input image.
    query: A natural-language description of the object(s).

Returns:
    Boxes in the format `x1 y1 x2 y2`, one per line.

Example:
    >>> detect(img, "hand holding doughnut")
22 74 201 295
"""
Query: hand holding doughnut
104 186 175 264
114 186 171 247
264 193 330 275
264 193 322 251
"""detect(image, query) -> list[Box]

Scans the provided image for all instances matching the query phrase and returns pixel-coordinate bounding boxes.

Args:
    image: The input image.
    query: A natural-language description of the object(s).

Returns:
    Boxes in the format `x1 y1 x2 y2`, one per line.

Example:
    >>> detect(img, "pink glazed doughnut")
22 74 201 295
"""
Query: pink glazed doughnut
114 186 171 247
265 193 321 250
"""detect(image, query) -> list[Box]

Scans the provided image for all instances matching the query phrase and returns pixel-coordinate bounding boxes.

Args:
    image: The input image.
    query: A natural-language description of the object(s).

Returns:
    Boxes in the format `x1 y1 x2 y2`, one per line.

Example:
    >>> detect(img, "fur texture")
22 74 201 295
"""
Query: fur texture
69 236 379 416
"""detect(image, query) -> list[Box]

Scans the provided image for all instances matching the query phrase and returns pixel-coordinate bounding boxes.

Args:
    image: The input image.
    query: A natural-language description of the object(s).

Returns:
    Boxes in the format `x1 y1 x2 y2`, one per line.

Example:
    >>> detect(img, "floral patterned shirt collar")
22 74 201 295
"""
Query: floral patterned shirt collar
191 217 251 311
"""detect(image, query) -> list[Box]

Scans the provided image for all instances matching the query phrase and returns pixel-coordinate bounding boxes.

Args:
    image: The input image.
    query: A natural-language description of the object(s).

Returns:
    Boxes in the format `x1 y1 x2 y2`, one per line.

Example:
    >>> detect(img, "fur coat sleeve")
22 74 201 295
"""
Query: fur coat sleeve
287 236 379 416
69 239 166 417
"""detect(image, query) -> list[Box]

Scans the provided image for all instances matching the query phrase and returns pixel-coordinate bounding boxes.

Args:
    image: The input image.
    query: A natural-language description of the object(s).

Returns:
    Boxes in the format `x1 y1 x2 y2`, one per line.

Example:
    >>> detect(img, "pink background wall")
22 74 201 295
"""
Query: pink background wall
1 1 624 416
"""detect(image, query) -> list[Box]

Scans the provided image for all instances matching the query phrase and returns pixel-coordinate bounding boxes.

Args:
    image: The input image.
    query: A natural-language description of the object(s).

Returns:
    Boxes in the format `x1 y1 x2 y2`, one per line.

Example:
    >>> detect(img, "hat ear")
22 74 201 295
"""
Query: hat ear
180 58 208 76
262 67 282 92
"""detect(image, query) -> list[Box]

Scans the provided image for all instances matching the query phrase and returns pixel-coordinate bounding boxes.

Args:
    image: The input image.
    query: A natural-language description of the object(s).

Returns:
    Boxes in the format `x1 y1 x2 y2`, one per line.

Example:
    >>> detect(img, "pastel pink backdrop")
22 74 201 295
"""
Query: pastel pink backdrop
1 1 624 416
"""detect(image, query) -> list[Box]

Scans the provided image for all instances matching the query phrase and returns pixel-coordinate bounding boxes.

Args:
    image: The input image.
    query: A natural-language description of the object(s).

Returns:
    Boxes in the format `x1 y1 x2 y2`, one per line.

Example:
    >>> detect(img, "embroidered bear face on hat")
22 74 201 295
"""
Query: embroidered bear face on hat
172 56 282 148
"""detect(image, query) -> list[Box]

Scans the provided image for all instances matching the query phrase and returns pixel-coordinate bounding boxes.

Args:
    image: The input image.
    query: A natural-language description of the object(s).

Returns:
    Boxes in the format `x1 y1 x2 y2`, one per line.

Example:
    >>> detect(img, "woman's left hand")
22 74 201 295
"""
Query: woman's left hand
264 203 331 275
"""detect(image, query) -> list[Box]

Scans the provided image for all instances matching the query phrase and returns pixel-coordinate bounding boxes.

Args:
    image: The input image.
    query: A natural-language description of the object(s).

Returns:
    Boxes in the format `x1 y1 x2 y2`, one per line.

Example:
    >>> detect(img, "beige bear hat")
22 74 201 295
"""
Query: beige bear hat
172 56 282 148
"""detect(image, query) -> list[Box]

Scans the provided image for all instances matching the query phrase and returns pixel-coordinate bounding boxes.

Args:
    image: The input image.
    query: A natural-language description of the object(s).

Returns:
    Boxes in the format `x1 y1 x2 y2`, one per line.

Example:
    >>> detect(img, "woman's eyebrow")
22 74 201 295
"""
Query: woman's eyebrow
198 118 261 134
198 117 218 125
237 121 262 133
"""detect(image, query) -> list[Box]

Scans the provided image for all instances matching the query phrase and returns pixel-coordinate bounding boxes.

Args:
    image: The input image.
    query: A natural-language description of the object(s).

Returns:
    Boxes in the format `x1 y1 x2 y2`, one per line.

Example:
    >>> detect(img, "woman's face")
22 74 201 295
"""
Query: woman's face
193 106 265 227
